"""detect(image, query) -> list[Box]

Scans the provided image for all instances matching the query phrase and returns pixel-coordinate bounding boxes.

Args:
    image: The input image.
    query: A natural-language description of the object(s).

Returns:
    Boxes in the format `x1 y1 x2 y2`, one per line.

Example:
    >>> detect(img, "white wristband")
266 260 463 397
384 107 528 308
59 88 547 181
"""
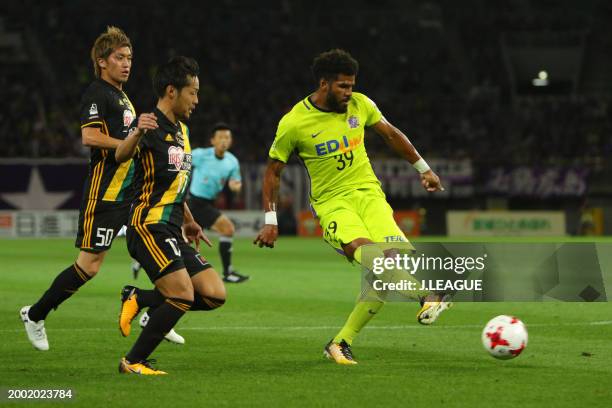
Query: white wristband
412 158 430 174
264 211 278 225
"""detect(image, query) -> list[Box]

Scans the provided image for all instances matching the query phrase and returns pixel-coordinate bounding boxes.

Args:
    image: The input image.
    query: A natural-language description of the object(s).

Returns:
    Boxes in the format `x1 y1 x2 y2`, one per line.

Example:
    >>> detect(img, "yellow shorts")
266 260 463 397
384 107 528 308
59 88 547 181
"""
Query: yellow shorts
311 187 410 254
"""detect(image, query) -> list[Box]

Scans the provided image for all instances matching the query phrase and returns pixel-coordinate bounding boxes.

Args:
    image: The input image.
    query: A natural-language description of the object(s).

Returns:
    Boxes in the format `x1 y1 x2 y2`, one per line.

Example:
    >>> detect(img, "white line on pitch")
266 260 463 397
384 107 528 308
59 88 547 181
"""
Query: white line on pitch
3 320 612 334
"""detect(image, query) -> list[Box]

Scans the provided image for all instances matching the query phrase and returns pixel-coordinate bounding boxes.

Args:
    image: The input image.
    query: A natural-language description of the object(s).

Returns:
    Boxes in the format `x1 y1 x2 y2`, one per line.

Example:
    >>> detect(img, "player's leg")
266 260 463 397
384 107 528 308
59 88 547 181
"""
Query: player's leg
211 214 248 283
119 286 186 344
119 284 162 336
314 197 381 364
182 242 227 311
121 246 225 345
189 196 248 283
21 201 126 350
131 259 142 279
119 224 194 375
324 236 386 365
20 251 105 351
120 268 193 375
119 225 183 343
117 225 142 279
359 189 452 324
26 250 105 322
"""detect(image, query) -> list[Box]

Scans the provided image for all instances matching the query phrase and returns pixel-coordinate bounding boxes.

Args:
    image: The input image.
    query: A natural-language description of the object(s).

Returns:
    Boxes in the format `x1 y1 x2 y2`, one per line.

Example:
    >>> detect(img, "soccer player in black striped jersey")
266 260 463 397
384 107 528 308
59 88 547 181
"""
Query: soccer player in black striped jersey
20 27 138 351
115 57 226 375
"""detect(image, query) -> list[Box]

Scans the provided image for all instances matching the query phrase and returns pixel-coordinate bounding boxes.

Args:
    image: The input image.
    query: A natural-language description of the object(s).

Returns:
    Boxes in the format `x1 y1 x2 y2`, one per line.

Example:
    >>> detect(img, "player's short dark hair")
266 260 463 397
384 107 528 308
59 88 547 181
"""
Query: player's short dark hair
311 49 359 83
210 122 232 137
153 56 200 97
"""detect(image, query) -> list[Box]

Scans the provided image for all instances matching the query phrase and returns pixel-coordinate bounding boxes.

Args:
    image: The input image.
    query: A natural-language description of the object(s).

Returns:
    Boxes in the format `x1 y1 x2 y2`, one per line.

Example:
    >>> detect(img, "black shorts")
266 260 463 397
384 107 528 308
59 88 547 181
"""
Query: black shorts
188 196 222 229
75 200 130 253
126 222 212 283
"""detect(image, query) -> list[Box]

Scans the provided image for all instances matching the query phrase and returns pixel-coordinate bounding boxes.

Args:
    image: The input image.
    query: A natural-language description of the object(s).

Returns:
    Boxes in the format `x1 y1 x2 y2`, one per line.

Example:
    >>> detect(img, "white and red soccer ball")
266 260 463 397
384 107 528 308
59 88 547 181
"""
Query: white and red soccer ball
481 315 528 359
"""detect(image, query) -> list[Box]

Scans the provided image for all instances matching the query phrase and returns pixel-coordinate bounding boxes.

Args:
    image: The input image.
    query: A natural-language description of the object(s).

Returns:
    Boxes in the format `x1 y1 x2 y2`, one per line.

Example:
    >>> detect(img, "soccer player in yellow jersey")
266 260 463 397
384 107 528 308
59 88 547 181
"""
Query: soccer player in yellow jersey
254 49 451 365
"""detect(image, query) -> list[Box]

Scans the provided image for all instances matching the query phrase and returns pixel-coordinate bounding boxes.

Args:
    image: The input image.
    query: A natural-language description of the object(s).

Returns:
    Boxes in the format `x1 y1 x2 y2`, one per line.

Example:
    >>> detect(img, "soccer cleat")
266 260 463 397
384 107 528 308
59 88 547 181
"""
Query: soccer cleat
131 260 141 279
118 357 167 375
139 311 185 345
223 271 250 283
119 286 141 337
324 339 358 365
19 306 49 351
417 294 453 325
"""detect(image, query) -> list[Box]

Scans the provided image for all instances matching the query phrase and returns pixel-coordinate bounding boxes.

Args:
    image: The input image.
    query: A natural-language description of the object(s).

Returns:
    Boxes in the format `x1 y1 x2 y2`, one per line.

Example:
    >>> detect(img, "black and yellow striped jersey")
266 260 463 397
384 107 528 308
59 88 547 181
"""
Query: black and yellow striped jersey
79 78 136 203
129 107 192 228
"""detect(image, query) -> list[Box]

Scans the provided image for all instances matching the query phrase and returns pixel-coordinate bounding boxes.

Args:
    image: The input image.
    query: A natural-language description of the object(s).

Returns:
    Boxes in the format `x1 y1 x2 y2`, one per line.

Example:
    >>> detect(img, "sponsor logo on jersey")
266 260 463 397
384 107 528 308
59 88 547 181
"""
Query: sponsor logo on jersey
89 103 98 117
168 146 185 171
314 135 362 156
176 131 185 147
348 116 359 128
167 146 192 172
384 235 407 242
123 109 134 127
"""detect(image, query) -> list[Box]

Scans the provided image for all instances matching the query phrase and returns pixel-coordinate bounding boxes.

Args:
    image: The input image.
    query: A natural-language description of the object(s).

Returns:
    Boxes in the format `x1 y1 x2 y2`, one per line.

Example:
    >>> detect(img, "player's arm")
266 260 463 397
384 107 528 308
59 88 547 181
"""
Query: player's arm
182 202 212 250
115 113 158 162
228 159 242 192
82 127 122 149
371 117 444 192
228 179 242 193
80 88 126 150
253 158 285 248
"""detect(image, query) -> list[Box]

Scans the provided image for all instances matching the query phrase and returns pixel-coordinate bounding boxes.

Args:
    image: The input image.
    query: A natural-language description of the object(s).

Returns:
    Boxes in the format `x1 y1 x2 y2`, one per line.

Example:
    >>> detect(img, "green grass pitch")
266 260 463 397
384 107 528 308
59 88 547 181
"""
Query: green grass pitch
1 237 611 407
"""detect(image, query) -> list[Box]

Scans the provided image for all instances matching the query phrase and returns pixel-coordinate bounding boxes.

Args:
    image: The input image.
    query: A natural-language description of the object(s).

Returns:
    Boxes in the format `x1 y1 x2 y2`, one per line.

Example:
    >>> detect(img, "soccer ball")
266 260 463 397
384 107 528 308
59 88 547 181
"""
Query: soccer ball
481 315 528 359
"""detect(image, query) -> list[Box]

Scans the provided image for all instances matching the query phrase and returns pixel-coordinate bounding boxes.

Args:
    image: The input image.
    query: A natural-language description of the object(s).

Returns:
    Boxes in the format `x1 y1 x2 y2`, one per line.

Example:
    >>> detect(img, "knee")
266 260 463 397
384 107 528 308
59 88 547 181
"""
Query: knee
220 221 235 237
200 279 227 302
76 255 104 278
214 215 235 237
84 268 99 278
198 294 226 310
214 284 227 302
177 284 195 303
342 238 373 261
167 280 195 302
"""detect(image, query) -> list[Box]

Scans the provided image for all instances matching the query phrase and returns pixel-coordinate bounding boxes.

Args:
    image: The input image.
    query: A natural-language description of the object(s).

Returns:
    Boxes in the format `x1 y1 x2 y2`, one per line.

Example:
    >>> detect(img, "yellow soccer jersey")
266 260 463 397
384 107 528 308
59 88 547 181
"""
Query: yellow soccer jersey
269 92 383 203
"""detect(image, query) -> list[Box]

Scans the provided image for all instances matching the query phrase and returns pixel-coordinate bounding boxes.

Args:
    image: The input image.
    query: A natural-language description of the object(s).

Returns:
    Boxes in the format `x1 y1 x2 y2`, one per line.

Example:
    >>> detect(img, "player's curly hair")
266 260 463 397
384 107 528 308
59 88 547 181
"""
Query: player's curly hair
153 56 200 97
311 49 359 83
90 26 132 78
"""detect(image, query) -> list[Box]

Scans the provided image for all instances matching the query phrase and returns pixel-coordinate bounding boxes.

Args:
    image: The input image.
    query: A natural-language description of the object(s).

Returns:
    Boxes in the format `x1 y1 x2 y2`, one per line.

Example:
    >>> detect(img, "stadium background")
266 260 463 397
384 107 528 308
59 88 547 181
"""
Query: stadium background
0 0 610 238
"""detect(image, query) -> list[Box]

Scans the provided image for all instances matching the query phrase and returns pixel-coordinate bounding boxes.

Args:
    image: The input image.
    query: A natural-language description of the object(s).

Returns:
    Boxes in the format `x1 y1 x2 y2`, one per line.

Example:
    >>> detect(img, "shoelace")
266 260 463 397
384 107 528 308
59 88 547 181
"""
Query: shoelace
139 359 158 369
339 342 354 360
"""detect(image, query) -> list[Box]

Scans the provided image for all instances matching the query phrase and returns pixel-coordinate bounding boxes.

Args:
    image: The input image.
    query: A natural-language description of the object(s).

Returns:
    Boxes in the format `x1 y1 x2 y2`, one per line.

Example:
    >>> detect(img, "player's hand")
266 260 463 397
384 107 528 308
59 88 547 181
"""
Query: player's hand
420 170 445 192
253 224 278 248
182 221 212 251
228 179 242 193
137 112 158 134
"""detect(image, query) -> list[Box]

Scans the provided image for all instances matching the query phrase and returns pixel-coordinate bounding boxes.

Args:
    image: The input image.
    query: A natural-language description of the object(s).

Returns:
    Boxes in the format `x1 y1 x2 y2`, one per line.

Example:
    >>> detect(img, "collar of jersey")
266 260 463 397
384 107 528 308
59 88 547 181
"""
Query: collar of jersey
96 78 124 96
153 107 180 133
305 95 334 113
